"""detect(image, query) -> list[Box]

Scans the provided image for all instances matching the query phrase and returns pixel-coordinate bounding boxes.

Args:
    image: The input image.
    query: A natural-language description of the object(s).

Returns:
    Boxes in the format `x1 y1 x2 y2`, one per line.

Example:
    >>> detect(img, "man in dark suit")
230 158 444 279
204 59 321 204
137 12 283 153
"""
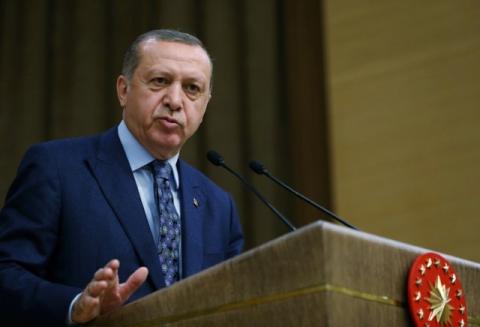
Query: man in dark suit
0 29 243 325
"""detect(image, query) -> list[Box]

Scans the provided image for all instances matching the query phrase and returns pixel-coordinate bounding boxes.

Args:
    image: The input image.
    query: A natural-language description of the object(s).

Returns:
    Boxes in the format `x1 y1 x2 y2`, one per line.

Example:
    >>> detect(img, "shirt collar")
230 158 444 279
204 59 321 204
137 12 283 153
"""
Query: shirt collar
117 120 180 189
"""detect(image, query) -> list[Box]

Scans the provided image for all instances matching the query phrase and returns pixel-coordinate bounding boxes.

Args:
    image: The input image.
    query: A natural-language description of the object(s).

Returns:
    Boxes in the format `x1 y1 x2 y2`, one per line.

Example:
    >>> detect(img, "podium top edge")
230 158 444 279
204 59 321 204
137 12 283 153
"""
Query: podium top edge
285 221 480 267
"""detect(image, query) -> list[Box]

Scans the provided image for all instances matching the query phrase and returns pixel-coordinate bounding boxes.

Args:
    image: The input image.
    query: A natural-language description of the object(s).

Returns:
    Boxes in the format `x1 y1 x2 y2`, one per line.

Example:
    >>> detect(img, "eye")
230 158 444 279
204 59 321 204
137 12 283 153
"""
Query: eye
184 84 201 96
150 77 169 87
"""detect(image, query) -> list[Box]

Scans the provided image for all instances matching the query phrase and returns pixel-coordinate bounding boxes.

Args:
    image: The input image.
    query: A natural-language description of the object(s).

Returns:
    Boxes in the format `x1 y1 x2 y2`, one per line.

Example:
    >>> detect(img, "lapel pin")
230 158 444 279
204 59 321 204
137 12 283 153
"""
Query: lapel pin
193 197 199 208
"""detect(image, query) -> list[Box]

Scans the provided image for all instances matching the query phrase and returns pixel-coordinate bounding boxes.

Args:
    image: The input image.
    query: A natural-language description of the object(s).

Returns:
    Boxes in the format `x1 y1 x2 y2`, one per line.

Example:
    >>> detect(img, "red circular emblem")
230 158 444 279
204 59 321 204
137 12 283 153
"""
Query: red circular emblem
408 252 468 327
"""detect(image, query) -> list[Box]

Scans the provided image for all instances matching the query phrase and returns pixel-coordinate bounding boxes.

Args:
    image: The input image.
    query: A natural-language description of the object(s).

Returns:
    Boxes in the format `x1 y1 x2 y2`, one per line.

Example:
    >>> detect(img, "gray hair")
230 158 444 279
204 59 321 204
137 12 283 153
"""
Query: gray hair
121 29 213 85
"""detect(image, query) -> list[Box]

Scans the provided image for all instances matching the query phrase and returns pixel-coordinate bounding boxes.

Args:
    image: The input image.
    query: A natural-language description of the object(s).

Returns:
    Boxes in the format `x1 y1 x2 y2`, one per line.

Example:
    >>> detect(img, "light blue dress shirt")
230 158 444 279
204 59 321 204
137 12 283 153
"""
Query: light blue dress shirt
117 120 181 241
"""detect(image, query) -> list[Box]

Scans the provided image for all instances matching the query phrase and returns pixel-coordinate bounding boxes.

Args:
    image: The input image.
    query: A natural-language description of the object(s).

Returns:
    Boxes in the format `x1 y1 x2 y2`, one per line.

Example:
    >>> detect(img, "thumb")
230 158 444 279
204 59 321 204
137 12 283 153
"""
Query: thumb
119 267 149 301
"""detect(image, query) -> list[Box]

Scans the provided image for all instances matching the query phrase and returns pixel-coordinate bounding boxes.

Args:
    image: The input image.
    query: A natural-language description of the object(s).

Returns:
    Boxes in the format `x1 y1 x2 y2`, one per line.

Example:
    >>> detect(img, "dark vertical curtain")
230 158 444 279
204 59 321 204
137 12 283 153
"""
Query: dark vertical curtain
0 0 330 249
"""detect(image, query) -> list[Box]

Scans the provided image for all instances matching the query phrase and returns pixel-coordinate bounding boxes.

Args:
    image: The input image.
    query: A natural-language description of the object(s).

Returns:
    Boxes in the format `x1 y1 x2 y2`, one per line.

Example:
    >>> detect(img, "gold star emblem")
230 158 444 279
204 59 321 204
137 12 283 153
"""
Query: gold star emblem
427 275 453 324
442 263 450 273
420 264 426 275
449 273 456 284
417 308 424 319
426 258 433 268
456 289 463 299
414 291 421 302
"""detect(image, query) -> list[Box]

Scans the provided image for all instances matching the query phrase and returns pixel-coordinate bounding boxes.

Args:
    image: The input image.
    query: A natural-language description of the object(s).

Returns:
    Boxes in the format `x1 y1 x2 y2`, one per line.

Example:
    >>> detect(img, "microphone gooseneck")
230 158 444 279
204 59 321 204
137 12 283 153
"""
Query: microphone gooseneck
207 151 296 232
249 160 359 231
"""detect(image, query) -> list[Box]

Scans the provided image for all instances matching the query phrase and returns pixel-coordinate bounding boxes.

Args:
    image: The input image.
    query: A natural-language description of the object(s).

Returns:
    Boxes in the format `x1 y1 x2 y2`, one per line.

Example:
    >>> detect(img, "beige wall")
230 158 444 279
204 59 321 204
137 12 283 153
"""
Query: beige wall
324 1 480 262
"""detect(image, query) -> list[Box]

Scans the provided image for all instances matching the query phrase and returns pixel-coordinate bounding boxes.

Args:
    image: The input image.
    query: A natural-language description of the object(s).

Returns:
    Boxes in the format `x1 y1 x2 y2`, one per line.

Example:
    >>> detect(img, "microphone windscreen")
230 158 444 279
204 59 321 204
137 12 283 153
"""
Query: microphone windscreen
249 160 266 174
206 150 224 166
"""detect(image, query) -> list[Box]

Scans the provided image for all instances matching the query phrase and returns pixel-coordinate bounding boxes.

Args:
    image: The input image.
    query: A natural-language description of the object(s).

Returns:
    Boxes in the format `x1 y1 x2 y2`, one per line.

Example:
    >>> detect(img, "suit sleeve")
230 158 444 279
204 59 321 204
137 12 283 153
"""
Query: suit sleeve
0 144 81 326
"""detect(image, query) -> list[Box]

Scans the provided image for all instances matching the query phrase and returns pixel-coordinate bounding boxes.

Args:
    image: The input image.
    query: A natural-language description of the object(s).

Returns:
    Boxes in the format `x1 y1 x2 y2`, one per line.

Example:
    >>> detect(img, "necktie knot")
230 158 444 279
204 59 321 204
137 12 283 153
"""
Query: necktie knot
151 160 172 181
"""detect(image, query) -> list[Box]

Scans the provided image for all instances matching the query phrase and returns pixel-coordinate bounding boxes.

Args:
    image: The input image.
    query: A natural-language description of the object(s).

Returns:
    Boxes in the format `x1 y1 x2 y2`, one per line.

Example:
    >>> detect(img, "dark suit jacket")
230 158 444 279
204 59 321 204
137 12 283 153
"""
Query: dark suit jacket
0 127 243 326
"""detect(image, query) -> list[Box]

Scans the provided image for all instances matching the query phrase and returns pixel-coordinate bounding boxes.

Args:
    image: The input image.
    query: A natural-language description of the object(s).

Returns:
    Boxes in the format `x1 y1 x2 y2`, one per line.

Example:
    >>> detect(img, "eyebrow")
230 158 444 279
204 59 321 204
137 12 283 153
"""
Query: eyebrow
149 68 208 84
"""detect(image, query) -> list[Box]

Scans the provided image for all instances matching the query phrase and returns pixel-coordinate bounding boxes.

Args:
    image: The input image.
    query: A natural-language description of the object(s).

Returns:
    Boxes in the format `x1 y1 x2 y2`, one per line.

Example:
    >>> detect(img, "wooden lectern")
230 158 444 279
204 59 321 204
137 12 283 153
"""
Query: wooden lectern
87 222 480 326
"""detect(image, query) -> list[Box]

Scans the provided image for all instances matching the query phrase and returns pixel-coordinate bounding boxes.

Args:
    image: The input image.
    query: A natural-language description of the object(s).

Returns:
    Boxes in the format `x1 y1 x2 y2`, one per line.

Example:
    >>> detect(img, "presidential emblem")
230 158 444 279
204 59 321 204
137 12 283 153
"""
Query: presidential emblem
408 252 468 326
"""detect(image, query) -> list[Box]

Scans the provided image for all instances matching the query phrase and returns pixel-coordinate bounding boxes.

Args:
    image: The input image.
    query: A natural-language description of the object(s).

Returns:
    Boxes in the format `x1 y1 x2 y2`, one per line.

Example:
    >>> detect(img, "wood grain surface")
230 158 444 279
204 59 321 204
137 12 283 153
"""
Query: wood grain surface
87 222 480 326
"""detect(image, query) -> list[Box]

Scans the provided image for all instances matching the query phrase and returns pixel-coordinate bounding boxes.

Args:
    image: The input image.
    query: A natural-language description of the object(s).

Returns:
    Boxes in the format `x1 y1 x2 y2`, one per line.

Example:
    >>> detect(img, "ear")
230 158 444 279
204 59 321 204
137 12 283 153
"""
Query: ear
116 75 129 107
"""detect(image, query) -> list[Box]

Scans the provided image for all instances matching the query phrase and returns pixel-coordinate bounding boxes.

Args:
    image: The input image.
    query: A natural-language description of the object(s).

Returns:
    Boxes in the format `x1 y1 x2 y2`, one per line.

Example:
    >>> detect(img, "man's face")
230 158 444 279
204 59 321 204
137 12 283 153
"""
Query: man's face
117 40 212 159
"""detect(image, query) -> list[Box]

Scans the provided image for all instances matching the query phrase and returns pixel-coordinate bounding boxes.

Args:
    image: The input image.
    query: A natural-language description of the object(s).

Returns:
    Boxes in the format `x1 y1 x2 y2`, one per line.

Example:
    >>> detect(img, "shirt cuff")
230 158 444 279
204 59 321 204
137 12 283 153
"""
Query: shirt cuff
67 293 82 325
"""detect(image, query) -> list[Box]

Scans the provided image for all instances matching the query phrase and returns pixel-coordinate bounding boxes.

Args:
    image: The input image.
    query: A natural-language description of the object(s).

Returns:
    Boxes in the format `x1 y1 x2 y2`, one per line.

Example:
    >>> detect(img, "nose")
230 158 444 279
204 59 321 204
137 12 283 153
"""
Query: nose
163 82 182 112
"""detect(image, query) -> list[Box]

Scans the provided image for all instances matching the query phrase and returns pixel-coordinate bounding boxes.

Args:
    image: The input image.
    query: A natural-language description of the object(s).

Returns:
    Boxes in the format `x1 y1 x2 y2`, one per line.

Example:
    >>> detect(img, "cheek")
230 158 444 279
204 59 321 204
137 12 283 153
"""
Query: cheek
125 107 146 127
188 108 206 130
127 98 157 122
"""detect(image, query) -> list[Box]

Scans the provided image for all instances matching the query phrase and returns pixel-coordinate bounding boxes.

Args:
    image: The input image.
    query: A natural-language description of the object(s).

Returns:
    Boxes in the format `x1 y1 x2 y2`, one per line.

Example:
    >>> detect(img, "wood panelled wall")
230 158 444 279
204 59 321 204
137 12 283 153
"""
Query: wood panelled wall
0 0 330 249
324 0 480 261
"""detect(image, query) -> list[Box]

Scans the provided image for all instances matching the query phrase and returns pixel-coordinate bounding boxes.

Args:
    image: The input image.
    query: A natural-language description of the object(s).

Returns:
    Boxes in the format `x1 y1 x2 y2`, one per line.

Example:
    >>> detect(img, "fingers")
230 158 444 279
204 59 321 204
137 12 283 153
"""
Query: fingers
119 267 149 301
96 259 119 290
71 259 121 324
86 279 108 298
98 265 148 315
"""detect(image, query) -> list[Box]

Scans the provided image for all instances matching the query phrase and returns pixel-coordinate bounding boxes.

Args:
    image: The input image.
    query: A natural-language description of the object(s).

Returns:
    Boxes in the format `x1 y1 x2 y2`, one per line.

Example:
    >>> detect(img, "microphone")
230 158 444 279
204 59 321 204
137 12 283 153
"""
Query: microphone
249 160 359 231
206 150 296 231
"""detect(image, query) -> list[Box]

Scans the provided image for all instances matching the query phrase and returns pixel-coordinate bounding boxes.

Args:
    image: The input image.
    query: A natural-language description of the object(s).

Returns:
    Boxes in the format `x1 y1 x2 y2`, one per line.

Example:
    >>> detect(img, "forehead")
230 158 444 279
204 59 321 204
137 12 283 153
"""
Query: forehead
136 40 212 79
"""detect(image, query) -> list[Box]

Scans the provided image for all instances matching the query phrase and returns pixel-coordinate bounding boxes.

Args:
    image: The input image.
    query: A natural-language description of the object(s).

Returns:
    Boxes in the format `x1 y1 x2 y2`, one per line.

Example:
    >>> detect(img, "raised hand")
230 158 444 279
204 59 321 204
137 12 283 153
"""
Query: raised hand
71 259 149 324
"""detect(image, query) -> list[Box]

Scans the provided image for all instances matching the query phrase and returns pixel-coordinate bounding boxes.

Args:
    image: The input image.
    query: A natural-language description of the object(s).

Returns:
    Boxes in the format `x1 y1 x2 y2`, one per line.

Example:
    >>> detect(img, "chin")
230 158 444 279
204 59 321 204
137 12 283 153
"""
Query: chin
152 141 182 155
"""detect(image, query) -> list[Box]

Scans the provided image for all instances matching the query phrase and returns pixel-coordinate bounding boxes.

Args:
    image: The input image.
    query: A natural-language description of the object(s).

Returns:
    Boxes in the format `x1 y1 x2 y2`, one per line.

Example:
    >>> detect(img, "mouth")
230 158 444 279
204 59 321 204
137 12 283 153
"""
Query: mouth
159 116 180 124
157 116 182 128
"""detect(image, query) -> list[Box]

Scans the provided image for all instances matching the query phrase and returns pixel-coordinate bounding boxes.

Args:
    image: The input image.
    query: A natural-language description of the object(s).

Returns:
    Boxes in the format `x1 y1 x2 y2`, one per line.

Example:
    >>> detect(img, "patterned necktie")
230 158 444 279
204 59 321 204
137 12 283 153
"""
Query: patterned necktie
151 160 181 286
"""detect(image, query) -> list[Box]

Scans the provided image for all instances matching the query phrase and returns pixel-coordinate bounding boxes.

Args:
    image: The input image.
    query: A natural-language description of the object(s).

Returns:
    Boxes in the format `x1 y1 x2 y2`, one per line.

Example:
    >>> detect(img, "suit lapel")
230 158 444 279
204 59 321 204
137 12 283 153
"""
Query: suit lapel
178 160 204 278
87 128 165 289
